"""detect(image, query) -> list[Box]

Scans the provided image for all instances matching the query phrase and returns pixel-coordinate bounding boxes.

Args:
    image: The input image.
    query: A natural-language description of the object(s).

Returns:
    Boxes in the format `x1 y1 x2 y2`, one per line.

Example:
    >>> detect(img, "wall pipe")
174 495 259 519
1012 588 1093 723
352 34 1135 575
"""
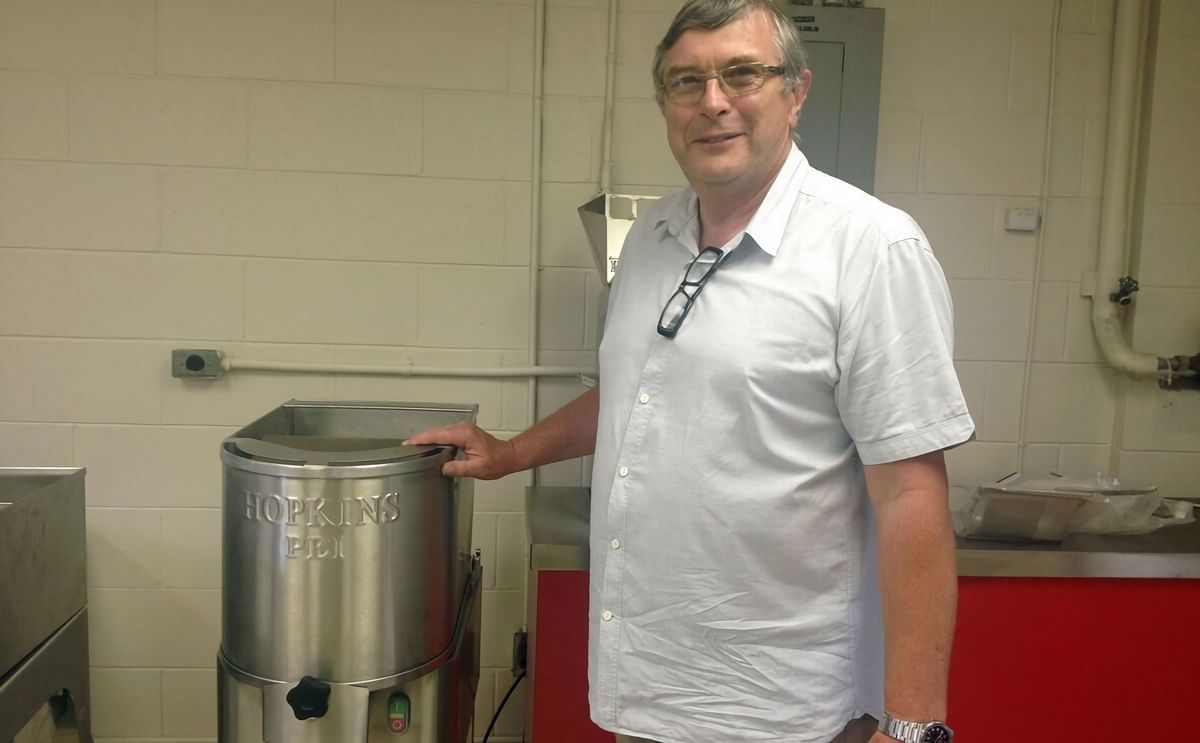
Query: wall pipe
219 357 595 380
527 0 548 433
1014 0 1064 473
599 0 619 193
1090 0 1161 376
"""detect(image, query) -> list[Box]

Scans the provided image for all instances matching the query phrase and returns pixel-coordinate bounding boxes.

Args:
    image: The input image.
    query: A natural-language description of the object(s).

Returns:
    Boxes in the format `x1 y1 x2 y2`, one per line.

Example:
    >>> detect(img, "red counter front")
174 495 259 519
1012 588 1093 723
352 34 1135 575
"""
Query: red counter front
529 571 1200 742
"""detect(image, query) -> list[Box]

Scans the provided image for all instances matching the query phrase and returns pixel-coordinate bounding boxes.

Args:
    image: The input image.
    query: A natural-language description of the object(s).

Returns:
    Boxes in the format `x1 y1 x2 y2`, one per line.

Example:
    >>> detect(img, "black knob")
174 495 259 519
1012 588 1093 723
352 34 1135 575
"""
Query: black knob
286 675 331 720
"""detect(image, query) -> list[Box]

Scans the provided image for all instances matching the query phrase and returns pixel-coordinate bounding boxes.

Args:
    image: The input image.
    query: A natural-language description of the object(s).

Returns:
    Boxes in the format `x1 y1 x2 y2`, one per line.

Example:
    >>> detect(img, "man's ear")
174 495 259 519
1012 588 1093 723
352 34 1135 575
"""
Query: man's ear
789 69 812 128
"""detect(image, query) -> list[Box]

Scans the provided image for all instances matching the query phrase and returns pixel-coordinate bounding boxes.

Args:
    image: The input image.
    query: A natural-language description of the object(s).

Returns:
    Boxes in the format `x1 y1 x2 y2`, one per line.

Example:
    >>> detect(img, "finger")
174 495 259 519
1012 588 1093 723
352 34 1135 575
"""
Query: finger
406 423 470 446
442 458 489 480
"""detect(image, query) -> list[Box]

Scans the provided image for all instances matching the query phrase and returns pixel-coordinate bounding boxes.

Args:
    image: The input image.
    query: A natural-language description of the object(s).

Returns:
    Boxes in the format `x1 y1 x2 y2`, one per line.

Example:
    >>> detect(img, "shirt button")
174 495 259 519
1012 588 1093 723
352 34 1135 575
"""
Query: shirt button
611 538 620 549
638 393 650 404
618 466 629 477
602 610 614 621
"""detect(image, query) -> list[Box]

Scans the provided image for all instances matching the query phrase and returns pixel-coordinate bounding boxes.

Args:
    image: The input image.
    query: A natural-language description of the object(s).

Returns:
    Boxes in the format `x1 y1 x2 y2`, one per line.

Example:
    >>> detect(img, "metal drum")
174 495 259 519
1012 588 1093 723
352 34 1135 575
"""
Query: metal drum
218 401 481 743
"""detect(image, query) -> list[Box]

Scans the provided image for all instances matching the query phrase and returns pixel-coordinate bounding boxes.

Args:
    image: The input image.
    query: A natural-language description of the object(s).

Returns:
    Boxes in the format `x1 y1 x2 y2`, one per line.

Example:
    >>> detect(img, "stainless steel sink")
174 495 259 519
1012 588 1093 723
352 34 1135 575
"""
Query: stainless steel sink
0 467 93 742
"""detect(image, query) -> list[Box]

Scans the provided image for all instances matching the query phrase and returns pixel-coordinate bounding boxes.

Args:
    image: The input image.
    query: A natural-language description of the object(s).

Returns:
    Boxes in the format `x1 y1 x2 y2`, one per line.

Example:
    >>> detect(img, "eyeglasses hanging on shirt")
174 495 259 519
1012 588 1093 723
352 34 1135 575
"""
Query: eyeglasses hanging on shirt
657 246 727 338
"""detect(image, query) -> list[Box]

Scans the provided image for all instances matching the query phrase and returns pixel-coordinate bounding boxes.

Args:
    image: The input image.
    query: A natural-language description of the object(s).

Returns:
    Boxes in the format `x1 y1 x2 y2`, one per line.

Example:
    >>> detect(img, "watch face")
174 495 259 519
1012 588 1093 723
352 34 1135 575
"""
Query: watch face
922 724 952 743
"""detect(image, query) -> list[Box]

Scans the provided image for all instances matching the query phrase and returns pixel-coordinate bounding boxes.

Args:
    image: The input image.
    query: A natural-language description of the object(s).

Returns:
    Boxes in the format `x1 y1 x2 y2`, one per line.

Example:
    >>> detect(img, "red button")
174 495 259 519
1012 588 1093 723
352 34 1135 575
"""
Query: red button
390 718 407 733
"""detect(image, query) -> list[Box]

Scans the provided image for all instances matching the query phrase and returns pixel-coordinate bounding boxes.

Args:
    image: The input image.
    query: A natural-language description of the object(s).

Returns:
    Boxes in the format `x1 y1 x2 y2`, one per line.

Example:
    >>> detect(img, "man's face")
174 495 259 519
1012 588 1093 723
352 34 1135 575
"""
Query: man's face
659 11 809 195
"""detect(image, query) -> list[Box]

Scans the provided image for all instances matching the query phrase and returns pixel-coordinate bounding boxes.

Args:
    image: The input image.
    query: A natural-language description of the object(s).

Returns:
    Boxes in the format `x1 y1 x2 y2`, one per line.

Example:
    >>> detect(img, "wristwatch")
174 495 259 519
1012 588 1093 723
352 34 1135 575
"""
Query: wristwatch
877 712 954 743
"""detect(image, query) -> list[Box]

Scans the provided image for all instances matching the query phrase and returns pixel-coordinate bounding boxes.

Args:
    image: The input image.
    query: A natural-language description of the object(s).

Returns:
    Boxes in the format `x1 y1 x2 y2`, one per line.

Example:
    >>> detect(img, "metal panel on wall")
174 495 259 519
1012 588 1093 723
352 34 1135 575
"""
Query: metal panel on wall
788 4 885 193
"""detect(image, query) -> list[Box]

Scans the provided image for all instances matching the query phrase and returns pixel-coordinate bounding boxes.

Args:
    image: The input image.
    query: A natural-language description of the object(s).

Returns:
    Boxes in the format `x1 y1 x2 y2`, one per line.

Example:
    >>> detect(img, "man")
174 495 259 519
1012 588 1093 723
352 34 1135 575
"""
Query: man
409 2 974 741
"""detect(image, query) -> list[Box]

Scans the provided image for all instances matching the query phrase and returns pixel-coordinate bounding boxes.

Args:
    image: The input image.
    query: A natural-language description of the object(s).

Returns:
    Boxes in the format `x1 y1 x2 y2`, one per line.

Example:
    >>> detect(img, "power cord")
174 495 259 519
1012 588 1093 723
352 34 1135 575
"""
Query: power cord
481 670 526 743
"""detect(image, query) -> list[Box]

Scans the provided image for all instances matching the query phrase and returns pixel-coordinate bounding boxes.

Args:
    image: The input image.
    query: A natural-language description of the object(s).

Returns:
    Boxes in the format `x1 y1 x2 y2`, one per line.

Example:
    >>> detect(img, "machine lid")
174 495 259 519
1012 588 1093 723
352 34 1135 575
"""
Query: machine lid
226 435 444 466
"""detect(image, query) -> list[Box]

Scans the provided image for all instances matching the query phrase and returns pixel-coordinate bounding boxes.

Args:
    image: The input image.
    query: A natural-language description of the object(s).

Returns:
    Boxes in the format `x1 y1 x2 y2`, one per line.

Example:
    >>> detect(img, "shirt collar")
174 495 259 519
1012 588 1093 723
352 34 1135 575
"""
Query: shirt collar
654 144 809 257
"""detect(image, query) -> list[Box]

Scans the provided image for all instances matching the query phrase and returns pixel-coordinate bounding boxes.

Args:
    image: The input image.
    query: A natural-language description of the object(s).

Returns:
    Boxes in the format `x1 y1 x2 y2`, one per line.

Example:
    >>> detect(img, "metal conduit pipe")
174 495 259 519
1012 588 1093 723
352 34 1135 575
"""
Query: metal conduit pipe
220 357 596 380
1090 0 1161 377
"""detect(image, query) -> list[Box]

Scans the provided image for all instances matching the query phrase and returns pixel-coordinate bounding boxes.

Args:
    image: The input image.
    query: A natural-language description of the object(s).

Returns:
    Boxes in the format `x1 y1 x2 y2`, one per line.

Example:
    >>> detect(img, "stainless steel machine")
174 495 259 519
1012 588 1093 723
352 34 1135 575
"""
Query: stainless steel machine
0 467 93 743
218 401 481 743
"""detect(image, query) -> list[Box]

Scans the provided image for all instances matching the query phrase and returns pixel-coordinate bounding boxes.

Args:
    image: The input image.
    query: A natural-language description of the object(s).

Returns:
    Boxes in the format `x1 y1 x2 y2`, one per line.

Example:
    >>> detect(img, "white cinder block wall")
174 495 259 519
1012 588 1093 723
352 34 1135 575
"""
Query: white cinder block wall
0 0 1196 741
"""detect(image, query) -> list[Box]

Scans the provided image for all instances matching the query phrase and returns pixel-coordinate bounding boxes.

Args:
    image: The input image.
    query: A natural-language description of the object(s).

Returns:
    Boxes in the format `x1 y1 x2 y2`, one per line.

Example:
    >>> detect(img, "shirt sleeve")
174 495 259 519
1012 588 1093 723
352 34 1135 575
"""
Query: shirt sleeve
834 232 975 465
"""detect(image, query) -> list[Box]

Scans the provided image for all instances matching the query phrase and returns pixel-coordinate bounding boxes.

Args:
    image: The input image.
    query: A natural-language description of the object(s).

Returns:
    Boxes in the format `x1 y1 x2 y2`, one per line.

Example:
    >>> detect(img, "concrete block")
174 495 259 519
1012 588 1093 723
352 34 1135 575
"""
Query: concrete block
544 6 608 97
248 83 421 174
1007 32 1052 113
1048 114 1086 197
332 175 529 266
88 588 219 668
88 668 162 738
1129 287 1200 352
0 161 159 252
160 509 221 589
949 279 1033 361
85 507 161 588
335 0 513 91
931 0 1054 31
617 9 671 100
1145 115 1200 204
1041 198 1100 281
954 361 987 435
481 589 525 667
1023 362 1118 443
0 249 244 340
244 258 420 345
0 423 73 466
0 70 67 159
542 96 603 183
922 112 1045 196
538 267 588 350
540 182 603 269
980 362 1024 442
162 167 337 259
0 338 161 423
1118 450 1200 500
159 0 335 81
162 669 218 738
69 76 247 167
1121 380 1200 452
422 92 533 181
1031 280 1070 362
882 193 993 279
873 109 920 194
988 200 1039 280
0 0 155 74
417 266 530 348
611 99 682 188
75 425 228 508
1055 33 1111 116
1160 0 1200 38
1139 203 1200 288
495 513 527 591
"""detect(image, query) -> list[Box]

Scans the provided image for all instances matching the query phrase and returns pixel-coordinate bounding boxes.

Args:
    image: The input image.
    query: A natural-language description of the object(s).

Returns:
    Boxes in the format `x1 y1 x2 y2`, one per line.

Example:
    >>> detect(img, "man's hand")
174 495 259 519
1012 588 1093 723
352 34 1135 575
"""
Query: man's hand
868 733 893 743
406 421 519 480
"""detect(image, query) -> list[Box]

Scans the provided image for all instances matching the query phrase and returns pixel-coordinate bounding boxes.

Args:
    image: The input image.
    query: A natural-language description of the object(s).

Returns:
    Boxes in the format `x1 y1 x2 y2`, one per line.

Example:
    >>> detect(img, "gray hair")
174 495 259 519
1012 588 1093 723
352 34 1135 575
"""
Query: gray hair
652 0 810 108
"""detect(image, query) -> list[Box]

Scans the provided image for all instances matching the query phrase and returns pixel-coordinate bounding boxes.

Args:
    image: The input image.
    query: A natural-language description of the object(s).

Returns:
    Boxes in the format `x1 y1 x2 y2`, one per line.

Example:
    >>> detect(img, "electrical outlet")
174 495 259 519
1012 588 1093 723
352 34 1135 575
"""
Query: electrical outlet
511 630 528 677
171 349 224 378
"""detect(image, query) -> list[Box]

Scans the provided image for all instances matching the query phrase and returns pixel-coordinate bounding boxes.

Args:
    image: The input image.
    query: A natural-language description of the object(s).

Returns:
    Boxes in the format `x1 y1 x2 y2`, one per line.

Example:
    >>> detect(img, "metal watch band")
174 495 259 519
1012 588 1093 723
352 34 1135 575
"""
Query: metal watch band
877 712 954 743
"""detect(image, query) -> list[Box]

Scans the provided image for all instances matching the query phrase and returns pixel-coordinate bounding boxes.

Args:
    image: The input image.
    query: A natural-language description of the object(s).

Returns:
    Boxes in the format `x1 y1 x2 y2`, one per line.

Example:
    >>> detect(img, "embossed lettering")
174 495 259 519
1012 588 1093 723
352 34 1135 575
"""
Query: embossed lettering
381 492 401 522
262 494 283 522
360 496 380 524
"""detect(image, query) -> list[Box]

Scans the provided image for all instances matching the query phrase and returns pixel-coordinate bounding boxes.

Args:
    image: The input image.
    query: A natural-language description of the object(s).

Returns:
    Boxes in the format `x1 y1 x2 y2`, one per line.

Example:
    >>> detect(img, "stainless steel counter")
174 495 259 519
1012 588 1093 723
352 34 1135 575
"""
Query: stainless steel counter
527 486 1200 579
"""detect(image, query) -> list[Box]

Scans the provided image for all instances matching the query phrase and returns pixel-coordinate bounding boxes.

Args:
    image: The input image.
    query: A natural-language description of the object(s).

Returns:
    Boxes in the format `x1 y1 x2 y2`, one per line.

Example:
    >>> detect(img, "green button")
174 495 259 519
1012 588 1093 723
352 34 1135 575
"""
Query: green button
389 694 409 716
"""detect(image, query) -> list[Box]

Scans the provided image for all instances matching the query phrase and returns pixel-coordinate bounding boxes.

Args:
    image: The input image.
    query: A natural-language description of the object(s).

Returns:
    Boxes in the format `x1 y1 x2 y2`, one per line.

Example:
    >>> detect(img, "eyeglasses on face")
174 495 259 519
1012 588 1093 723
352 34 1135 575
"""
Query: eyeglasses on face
657 246 726 338
661 62 786 106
